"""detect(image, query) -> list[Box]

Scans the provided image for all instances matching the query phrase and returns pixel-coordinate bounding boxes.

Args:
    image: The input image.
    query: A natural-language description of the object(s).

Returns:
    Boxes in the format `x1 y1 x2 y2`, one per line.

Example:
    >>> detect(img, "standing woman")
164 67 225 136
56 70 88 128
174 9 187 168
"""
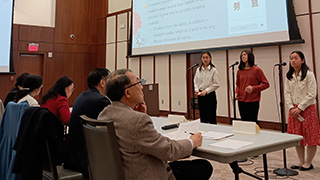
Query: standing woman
41 76 74 125
194 51 220 124
14 74 43 107
285 51 320 171
235 50 269 123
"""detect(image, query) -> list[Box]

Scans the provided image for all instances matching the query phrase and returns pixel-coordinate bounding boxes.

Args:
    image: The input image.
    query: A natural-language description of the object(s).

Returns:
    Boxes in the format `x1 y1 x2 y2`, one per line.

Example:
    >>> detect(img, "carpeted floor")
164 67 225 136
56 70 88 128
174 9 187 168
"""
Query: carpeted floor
203 144 320 180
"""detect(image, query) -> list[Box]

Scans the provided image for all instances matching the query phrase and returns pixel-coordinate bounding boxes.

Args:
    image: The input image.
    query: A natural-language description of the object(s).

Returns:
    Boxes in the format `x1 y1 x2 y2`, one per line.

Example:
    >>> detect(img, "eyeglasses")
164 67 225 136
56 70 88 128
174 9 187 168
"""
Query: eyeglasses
125 78 147 89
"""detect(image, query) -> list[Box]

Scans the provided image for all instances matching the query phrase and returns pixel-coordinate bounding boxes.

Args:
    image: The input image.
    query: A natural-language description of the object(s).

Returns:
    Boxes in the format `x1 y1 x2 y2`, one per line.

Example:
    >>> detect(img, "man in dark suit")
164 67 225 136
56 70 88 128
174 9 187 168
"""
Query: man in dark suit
98 69 213 180
64 68 110 178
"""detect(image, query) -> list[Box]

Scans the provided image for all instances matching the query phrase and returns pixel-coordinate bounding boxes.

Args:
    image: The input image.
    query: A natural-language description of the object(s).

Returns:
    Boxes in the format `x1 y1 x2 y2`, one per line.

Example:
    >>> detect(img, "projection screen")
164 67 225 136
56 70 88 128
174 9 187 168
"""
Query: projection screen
129 0 302 56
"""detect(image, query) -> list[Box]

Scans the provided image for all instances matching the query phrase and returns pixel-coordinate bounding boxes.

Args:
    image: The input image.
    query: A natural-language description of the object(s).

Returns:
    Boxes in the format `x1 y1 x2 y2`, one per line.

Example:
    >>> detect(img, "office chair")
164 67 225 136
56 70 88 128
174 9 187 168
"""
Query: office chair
81 115 125 180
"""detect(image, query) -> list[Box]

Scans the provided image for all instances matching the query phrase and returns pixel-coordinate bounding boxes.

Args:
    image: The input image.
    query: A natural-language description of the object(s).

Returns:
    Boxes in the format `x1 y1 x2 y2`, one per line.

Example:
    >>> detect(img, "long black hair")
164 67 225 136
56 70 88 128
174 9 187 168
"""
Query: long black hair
238 50 255 70
15 72 30 89
199 51 215 72
41 76 73 104
286 51 309 81
14 74 42 102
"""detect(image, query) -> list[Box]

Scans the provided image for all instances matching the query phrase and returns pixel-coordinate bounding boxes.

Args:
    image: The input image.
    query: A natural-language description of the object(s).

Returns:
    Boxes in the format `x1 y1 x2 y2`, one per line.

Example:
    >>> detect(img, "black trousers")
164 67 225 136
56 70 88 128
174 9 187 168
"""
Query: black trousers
198 91 217 124
238 101 260 123
169 159 213 180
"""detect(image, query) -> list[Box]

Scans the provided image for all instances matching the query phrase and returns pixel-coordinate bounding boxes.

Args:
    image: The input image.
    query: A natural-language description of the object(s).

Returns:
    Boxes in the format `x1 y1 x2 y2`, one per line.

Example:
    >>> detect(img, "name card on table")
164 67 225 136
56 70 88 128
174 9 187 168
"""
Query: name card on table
232 120 260 134
167 114 187 124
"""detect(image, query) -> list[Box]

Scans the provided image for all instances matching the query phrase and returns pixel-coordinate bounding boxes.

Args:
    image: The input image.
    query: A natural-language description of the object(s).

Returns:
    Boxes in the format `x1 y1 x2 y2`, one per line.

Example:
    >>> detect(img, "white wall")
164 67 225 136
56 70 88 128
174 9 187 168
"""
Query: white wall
14 0 56 27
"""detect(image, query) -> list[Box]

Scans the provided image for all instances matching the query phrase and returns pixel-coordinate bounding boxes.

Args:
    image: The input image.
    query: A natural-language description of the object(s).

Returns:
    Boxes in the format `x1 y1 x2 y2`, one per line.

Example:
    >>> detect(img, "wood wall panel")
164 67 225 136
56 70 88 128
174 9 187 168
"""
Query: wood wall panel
19 25 54 42
13 41 18 51
43 53 90 105
95 45 107 67
90 0 107 19
13 24 19 41
0 75 15 102
55 0 89 44
54 44 89 53
0 0 108 104
96 18 107 45
89 1 107 44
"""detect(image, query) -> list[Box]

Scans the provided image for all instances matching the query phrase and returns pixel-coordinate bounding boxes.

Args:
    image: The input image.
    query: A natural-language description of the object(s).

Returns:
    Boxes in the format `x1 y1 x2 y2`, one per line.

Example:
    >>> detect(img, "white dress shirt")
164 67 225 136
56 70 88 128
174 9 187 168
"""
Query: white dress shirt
18 94 40 107
194 65 220 94
284 70 317 111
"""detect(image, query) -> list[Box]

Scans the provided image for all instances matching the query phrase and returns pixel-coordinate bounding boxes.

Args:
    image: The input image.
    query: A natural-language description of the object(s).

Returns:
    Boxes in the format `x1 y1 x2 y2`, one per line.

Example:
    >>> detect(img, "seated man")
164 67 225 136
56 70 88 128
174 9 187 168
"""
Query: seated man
98 69 213 180
64 68 110 178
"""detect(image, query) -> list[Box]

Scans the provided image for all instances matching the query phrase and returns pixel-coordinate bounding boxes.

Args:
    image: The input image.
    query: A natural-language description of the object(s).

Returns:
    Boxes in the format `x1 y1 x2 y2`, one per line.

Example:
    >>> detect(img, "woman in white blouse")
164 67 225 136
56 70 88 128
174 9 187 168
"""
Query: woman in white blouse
194 51 220 124
14 74 43 107
285 51 320 171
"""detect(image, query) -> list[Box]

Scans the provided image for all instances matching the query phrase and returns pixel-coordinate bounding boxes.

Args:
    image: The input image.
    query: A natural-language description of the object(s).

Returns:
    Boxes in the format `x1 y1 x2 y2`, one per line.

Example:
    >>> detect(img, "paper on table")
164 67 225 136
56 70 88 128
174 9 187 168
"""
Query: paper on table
163 119 200 140
209 139 253 149
202 131 234 140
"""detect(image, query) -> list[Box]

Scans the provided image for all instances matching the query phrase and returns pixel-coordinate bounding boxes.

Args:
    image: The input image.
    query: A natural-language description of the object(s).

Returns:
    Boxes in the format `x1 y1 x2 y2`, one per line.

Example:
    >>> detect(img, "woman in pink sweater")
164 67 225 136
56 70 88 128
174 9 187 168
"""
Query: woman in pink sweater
235 50 269 123
41 76 74 125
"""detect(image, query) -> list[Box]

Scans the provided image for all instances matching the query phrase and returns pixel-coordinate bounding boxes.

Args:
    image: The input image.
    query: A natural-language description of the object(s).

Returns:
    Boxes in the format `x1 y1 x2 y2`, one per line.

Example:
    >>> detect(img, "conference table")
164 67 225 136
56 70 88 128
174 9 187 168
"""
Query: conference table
151 117 303 180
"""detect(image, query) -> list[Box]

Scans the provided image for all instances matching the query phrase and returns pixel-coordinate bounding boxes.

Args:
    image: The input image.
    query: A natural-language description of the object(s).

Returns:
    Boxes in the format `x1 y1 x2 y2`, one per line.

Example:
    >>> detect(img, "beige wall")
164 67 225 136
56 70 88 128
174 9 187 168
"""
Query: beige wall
106 0 320 122
14 0 56 27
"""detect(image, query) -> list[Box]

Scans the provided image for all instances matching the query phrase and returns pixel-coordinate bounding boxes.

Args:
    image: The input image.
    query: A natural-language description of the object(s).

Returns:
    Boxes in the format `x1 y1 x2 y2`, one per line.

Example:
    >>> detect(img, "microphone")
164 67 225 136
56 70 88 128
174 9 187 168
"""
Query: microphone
229 61 239 68
187 63 199 70
274 62 287 66
161 123 179 130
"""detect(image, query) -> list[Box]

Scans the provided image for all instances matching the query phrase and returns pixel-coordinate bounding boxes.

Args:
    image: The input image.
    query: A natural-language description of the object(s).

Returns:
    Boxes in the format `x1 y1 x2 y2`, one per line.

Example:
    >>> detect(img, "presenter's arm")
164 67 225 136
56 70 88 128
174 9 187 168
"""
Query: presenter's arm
205 68 220 94
235 70 240 99
194 68 200 94
298 71 317 111
252 67 269 92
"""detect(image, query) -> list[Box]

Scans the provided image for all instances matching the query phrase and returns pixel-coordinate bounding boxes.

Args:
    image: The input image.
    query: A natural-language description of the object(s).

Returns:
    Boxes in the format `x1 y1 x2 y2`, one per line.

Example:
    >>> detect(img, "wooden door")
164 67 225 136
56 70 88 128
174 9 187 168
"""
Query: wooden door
15 53 44 102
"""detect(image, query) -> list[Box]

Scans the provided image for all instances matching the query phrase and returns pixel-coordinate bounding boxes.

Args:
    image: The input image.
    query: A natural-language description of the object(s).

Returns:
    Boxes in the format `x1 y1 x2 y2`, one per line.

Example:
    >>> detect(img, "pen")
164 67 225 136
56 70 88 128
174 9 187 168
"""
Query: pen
184 131 194 135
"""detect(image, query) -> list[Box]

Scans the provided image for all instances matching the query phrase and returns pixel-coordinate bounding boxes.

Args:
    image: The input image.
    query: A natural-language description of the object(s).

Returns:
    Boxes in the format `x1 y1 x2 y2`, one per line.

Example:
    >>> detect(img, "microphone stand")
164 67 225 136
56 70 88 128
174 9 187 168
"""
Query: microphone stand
190 66 196 120
231 65 237 120
273 65 298 176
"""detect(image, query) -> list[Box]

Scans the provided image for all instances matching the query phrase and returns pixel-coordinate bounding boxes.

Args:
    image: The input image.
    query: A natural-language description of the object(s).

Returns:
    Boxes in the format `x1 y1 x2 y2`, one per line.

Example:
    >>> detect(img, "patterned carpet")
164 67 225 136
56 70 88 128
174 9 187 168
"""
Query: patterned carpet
204 145 320 180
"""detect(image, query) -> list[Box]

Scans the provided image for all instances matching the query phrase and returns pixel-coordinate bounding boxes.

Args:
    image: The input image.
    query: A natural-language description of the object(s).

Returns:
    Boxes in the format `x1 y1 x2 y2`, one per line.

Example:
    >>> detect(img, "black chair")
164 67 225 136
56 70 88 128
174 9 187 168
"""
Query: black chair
43 140 84 180
10 107 82 180
81 115 125 180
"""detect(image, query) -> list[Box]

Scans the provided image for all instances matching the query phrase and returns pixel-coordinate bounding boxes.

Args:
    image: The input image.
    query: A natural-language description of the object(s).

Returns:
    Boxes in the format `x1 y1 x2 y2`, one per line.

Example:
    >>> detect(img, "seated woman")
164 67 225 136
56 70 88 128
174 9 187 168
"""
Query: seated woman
41 76 74 125
14 74 43 107
4 72 30 108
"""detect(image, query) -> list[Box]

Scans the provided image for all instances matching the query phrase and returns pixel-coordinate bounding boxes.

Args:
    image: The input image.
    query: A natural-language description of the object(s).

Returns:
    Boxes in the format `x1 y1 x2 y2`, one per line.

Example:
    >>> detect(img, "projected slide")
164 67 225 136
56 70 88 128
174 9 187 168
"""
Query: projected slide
0 0 13 72
228 0 266 34
131 0 289 55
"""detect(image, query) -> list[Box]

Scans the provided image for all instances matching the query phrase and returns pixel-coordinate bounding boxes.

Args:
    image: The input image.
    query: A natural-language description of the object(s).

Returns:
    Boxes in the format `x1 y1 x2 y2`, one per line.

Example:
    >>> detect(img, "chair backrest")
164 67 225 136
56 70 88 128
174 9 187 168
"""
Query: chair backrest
0 101 29 180
81 115 125 180
42 140 59 180
0 99 4 122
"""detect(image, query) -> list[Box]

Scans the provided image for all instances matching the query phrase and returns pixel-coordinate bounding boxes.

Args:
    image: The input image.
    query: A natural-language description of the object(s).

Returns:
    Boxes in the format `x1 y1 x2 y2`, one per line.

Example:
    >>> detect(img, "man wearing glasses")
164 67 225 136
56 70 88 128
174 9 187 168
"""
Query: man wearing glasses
98 69 213 180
